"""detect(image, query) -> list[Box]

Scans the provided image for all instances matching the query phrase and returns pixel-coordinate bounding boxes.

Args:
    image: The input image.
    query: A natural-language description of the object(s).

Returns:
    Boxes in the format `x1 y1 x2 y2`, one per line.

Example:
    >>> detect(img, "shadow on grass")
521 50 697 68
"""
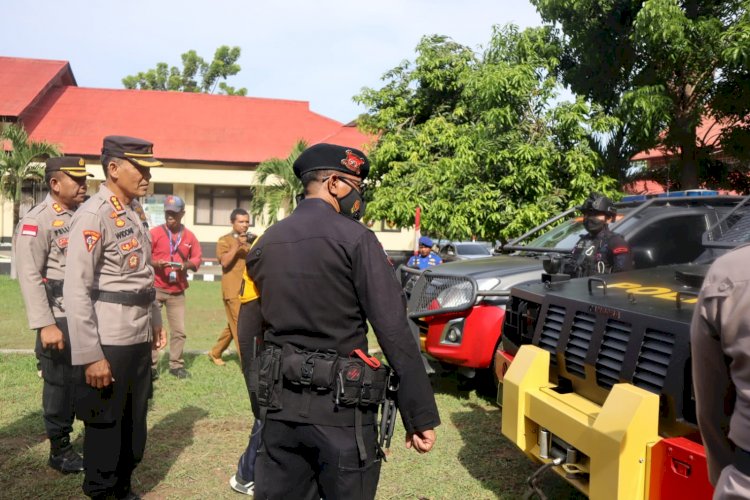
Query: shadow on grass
136 405 209 494
451 403 586 499
0 410 47 471
154 351 241 374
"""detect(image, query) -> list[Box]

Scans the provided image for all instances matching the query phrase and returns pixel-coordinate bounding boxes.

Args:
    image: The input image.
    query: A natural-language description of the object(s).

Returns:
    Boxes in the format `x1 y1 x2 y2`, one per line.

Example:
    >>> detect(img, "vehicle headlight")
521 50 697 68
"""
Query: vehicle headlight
435 281 474 309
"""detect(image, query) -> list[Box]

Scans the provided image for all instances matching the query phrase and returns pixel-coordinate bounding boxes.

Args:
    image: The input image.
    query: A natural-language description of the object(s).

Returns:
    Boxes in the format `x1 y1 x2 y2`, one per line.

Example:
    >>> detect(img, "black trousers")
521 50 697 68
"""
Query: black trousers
255 419 382 500
37 317 81 452
75 343 152 499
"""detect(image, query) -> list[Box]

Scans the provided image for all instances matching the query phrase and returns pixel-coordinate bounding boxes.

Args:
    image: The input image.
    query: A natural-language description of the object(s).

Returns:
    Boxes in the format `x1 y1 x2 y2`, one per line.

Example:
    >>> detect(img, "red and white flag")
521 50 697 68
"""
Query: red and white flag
413 206 421 256
21 224 38 237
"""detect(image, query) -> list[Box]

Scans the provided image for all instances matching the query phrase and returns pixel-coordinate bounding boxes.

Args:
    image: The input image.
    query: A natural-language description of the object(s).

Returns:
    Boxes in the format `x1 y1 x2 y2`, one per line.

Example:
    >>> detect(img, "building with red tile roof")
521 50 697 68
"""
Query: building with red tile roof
0 56 415 254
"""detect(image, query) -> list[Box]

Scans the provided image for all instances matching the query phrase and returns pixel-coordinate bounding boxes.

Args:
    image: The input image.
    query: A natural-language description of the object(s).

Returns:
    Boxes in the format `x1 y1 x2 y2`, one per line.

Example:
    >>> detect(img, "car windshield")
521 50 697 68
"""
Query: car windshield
456 244 491 256
525 218 585 250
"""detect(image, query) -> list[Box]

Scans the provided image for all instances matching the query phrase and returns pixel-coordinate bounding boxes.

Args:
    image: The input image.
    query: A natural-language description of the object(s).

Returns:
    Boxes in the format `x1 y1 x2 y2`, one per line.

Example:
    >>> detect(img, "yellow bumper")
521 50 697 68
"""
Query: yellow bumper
501 345 661 500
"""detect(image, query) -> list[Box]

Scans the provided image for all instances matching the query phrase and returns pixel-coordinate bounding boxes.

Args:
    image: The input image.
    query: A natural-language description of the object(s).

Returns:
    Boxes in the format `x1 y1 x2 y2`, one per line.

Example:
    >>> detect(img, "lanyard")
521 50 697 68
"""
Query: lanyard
163 225 183 258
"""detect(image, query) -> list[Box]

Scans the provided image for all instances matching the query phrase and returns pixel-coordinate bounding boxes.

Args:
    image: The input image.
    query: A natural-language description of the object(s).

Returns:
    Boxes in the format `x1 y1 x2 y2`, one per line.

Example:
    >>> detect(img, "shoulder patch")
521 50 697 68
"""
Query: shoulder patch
21 224 38 237
613 246 629 255
83 230 101 252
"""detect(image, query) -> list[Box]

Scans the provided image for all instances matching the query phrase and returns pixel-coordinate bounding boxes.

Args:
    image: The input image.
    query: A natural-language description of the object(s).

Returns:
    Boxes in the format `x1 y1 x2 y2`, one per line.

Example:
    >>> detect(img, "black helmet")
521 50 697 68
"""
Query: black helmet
578 193 616 216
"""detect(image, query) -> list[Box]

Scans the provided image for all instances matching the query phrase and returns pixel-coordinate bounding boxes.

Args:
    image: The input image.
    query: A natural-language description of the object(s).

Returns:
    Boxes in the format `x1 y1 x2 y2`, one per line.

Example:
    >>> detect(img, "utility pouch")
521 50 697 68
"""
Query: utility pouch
252 345 283 411
334 358 391 408
281 344 337 391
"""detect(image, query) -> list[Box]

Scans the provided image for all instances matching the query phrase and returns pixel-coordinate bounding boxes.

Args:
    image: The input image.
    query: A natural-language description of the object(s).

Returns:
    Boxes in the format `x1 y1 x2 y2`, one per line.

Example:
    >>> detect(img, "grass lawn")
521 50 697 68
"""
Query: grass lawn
0 275 584 499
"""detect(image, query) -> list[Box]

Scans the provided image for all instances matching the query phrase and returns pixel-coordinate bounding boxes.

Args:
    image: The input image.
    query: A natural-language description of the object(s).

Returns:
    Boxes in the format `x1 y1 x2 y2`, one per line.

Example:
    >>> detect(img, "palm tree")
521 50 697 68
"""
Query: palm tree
0 123 59 228
250 139 306 225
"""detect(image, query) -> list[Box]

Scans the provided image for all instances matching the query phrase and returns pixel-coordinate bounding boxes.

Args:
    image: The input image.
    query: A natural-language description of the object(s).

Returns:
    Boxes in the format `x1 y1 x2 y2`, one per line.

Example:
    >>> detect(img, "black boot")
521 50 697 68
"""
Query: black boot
49 437 84 474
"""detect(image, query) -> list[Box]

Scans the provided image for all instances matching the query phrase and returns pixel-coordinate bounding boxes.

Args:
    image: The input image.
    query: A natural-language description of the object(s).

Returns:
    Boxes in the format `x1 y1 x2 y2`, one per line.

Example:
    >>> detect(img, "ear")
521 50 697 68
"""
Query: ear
107 159 120 180
49 176 61 195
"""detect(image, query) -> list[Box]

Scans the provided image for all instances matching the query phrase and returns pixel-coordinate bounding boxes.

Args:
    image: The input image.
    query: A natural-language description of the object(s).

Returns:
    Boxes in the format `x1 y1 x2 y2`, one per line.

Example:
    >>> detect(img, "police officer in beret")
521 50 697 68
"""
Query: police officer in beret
247 143 440 499
407 236 443 269
566 192 633 277
14 156 92 474
64 136 166 499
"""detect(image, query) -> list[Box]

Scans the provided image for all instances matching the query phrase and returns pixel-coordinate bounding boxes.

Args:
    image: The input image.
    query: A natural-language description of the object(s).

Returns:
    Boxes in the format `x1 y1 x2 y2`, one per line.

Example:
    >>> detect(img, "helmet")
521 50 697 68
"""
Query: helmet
578 193 616 216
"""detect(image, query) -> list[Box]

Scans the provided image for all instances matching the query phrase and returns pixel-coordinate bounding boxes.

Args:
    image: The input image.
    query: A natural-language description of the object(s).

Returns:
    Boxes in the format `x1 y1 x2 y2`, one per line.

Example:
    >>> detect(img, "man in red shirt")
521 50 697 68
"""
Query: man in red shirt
150 195 202 379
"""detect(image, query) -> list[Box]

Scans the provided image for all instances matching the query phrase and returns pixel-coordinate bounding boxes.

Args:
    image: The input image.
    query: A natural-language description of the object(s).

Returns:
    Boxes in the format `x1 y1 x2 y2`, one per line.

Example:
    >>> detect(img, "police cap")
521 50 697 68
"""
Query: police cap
102 135 163 168
46 156 93 178
578 193 616 216
293 143 369 180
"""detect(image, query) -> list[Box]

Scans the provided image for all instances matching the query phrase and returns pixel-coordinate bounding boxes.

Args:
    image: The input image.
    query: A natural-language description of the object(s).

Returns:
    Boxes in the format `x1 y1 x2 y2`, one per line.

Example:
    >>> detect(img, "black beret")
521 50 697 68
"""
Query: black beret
293 143 369 180
102 135 163 168
46 156 93 178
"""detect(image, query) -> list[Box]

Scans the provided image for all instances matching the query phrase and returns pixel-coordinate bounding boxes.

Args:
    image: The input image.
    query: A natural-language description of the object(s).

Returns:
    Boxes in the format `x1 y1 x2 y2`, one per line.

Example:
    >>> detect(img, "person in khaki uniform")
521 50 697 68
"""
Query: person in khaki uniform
691 244 750 499
64 136 166 499
208 208 253 366
14 156 92 474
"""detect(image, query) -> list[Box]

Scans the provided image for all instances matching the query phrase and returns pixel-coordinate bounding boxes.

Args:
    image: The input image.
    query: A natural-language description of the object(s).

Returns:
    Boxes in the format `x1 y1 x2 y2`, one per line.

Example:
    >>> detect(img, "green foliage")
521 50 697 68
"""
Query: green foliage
249 140 306 225
0 123 59 227
122 46 247 96
533 0 750 188
356 26 618 241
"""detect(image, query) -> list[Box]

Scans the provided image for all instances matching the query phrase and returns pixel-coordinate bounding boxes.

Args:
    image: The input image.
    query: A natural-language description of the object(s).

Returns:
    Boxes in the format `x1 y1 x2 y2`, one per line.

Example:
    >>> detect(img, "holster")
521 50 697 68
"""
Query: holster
333 358 391 409
249 344 283 413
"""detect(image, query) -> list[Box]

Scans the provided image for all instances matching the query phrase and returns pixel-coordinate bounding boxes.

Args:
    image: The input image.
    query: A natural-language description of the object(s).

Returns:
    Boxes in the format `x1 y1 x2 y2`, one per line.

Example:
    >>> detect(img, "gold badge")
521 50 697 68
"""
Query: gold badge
109 196 124 213
115 218 126 227
52 202 64 214
128 253 140 269
52 220 65 228
120 237 140 252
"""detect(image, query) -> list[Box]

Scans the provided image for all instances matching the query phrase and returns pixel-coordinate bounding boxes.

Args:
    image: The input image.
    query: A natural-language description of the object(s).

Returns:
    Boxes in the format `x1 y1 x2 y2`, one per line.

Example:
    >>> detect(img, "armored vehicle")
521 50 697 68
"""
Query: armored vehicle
497 196 750 499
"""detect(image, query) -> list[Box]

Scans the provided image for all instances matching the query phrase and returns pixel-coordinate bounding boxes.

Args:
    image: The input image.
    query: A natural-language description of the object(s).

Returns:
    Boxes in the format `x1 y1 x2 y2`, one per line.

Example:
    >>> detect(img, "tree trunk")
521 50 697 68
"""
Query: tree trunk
673 108 699 190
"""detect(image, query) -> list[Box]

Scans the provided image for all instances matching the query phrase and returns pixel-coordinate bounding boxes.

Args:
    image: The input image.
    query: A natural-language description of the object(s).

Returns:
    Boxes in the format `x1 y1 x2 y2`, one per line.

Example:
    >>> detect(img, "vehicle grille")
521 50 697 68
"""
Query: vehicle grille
596 319 631 389
408 272 476 317
564 311 595 378
539 305 565 365
633 329 675 394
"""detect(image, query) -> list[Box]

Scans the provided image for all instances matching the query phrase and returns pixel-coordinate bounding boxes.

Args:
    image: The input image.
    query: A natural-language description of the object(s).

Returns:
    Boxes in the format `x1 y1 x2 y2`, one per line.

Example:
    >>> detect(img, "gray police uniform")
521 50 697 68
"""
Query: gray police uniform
64 183 161 498
14 193 80 455
691 244 750 499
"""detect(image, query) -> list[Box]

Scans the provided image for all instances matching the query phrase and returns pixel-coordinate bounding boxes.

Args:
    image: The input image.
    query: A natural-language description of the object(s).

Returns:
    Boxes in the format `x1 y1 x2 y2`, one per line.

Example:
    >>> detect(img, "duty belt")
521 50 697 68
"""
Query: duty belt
92 288 156 306
734 447 750 476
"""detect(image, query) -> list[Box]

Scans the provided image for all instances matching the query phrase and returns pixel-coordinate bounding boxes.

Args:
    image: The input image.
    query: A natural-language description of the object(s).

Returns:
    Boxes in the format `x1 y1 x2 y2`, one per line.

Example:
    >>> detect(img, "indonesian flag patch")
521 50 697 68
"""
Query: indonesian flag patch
21 224 38 237
83 230 101 252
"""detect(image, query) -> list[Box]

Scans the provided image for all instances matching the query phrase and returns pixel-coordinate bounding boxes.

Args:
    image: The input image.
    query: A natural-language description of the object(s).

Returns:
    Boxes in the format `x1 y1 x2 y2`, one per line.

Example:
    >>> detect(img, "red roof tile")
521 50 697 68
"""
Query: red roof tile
21 85 372 164
0 57 75 118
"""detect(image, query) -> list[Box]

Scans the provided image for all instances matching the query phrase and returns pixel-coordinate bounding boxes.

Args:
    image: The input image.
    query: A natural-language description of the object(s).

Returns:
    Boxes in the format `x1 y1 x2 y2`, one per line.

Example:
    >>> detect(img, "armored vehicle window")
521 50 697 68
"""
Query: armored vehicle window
629 214 707 267
526 219 584 250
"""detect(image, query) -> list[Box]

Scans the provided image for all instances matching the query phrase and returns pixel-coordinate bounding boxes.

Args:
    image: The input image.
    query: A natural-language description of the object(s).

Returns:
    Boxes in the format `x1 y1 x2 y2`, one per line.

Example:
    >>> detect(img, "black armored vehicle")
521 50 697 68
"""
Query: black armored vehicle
497 196 750 500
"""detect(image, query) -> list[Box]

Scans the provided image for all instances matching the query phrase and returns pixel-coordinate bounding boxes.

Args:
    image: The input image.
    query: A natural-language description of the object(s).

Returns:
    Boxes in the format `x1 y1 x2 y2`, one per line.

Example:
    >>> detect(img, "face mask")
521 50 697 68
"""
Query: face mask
337 188 366 221
583 215 605 235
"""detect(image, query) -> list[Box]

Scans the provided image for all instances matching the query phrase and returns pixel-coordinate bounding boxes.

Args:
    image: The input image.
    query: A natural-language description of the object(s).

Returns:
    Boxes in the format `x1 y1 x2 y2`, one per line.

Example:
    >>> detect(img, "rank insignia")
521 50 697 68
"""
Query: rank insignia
128 253 140 269
83 230 101 252
52 202 64 214
115 218 126 228
52 220 65 228
135 206 147 221
109 196 125 213
120 237 140 252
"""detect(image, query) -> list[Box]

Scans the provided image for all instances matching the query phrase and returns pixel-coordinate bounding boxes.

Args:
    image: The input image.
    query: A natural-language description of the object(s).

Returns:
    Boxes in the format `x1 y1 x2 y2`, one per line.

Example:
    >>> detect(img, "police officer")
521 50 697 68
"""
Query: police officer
14 156 92 474
567 192 633 277
691 245 750 498
407 236 443 269
248 143 440 499
64 136 166 499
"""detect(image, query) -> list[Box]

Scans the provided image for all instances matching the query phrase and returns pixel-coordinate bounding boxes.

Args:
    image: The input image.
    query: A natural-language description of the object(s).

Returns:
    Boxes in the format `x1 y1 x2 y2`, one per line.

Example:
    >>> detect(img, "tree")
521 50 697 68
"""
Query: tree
122 46 247 95
355 26 618 242
532 0 750 188
0 123 59 228
249 140 306 225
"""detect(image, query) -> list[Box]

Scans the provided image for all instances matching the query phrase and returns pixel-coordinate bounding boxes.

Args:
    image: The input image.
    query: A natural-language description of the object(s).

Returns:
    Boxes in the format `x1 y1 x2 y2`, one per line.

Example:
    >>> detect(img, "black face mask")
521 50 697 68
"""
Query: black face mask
336 177 366 221
583 215 605 235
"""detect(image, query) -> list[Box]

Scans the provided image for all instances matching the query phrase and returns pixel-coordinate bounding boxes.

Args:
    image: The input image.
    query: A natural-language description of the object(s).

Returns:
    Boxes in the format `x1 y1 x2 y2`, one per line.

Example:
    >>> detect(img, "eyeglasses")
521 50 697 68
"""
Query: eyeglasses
323 175 366 196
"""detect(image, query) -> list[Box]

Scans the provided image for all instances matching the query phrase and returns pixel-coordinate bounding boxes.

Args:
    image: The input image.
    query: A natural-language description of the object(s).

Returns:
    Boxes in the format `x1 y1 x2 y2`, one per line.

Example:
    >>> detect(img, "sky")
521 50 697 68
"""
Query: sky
2 1 542 123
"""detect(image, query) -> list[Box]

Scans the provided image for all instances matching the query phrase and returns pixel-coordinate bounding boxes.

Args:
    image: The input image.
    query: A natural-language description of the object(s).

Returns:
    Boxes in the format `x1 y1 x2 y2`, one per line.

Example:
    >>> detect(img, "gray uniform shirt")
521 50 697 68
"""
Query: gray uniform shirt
691 244 750 484
14 194 73 329
64 183 162 366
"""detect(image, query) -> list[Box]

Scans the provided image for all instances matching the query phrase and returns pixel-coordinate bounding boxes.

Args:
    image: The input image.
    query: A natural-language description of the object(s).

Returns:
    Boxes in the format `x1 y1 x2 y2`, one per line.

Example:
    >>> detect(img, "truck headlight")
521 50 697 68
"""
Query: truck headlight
436 281 474 309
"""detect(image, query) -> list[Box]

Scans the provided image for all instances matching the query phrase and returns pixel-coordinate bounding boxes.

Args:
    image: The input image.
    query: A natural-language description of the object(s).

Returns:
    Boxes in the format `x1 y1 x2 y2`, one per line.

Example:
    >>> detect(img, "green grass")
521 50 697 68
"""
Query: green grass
0 275 584 499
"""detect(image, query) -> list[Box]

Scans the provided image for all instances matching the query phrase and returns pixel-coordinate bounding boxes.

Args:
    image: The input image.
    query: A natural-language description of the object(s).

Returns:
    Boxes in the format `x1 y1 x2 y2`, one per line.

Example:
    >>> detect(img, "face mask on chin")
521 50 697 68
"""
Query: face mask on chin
583 214 605 235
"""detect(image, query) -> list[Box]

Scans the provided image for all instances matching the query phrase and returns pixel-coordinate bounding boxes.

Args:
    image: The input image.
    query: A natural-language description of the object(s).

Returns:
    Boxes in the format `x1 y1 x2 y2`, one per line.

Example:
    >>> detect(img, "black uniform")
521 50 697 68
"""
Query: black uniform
247 198 440 500
568 227 633 277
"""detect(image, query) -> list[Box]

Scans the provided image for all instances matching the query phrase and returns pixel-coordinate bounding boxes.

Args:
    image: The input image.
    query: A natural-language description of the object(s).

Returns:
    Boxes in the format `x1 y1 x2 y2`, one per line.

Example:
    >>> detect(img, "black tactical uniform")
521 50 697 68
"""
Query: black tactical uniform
566 193 633 277
248 144 440 500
